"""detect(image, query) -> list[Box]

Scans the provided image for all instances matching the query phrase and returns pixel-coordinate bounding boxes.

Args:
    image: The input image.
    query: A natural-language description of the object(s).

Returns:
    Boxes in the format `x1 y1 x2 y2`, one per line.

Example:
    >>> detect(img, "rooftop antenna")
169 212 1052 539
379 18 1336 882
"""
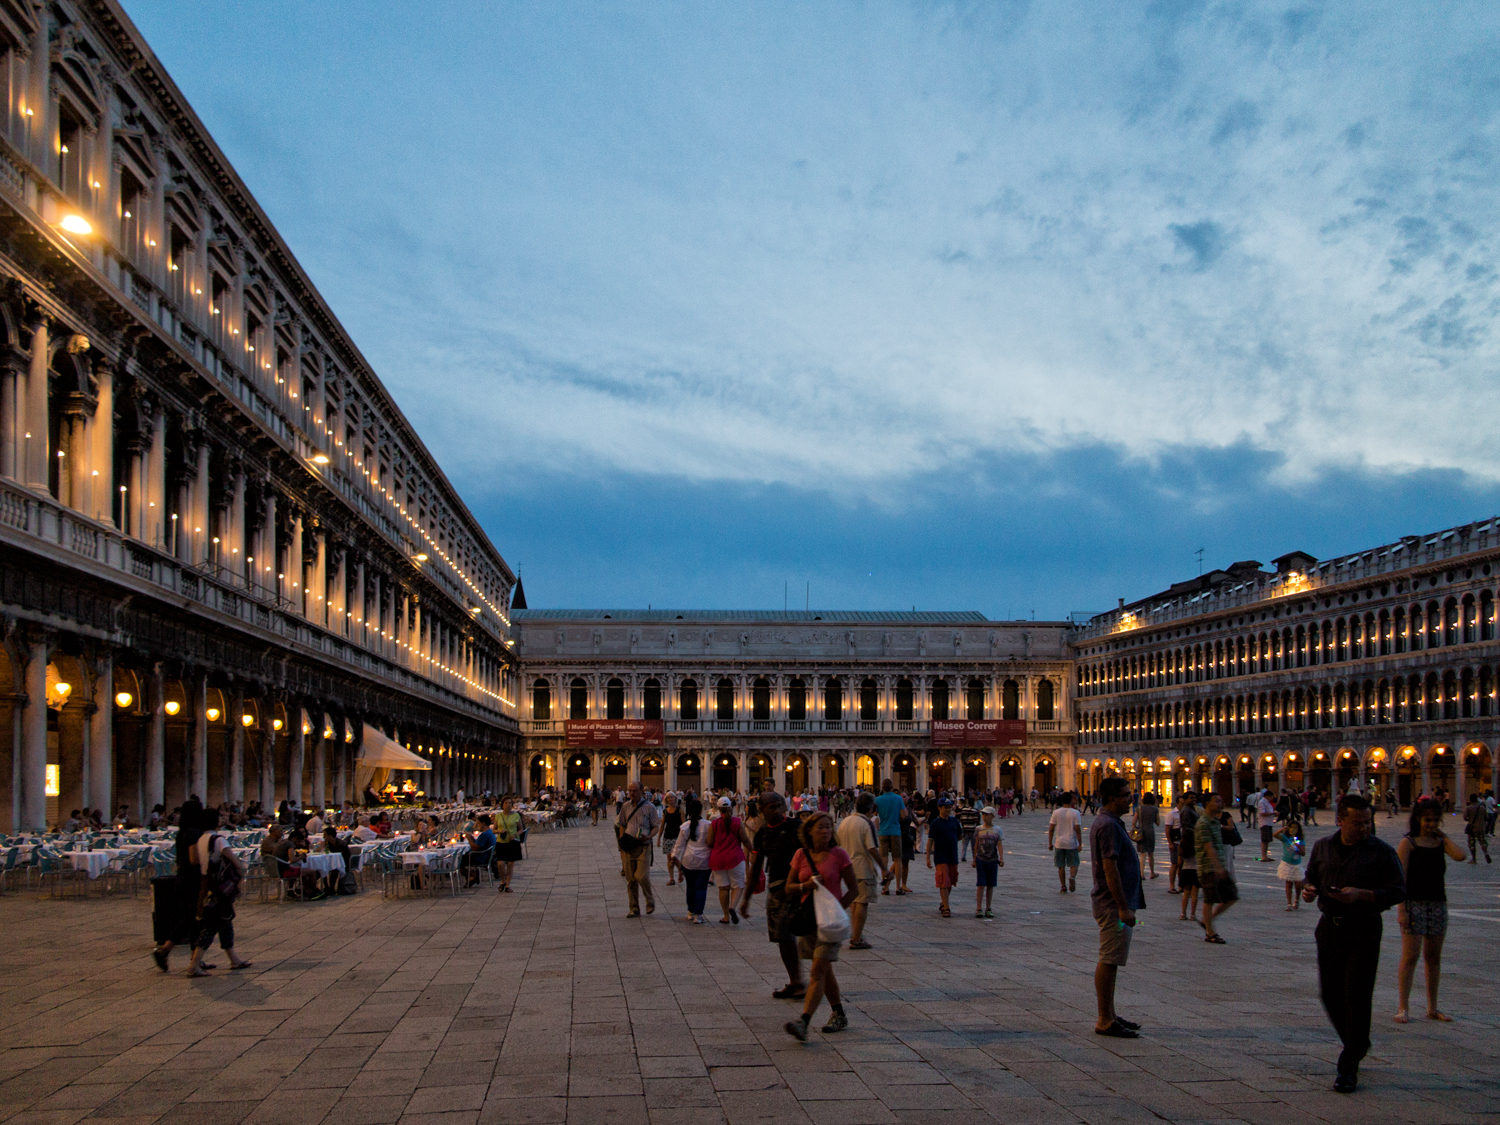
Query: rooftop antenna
784 581 788 612
1195 547 1205 576
806 581 809 612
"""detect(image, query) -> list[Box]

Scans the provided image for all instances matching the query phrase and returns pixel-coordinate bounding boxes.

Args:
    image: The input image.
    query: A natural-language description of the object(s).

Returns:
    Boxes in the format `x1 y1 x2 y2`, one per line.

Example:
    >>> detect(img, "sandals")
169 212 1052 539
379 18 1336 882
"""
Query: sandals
152 948 169 973
939 906 951 918
1394 1010 1410 1024
1204 934 1226 944
772 984 807 1000
229 961 253 971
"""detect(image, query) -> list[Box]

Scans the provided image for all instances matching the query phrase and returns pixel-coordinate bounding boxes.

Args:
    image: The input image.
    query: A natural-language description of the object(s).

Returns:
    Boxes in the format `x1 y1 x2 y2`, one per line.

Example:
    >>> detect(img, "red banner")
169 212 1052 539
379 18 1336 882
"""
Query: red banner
931 720 1026 749
565 720 665 748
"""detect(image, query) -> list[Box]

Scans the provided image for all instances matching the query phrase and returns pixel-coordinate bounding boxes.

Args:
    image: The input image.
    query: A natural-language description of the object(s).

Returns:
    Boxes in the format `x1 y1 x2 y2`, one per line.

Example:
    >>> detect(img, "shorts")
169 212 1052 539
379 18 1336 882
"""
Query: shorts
1276 861 1304 883
852 878 875 905
797 934 841 962
1261 825 1274 844
1096 910 1133 966
765 881 793 944
1403 899 1448 937
975 860 999 888
1178 867 1199 889
1202 875 1238 905
1054 848 1080 868
933 863 959 888
878 836 901 865
711 862 745 889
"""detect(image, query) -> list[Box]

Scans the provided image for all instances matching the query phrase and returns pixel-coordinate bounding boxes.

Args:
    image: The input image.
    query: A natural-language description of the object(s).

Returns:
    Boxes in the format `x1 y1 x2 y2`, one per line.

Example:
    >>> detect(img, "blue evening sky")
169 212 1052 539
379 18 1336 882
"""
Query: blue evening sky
121 1 1500 619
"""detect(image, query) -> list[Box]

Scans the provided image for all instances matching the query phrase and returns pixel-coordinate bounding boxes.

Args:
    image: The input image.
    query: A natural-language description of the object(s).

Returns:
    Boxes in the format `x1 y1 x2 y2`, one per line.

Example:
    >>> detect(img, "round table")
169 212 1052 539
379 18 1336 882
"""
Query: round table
301 852 346 876
64 851 120 879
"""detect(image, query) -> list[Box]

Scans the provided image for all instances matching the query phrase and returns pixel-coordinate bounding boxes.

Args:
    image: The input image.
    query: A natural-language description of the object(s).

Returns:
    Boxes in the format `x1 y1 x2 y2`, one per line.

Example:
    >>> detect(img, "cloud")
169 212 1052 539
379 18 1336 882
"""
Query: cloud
1168 220 1227 270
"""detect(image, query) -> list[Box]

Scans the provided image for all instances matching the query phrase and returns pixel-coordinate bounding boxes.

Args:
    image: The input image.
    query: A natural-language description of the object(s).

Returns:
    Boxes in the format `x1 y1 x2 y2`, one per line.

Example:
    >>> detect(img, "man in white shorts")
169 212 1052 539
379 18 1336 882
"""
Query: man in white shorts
1048 792 1084 893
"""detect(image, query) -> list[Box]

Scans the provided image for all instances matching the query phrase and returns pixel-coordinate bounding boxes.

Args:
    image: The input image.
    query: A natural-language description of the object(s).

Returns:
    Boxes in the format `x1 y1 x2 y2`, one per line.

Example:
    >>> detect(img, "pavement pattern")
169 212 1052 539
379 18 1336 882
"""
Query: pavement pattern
1 807 1497 1125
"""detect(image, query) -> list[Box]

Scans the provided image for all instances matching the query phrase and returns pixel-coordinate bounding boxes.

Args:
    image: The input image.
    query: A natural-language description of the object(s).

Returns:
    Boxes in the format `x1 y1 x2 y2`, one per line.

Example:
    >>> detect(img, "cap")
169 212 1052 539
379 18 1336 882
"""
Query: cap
981 806 996 816
717 796 732 807
938 797 953 806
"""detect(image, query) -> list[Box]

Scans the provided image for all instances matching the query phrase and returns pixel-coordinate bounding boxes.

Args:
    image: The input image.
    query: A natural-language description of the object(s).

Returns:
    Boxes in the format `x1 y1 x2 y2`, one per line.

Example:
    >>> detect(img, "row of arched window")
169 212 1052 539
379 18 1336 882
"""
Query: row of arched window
532 675 1055 722
1079 594 1498 697
1080 664 1498 744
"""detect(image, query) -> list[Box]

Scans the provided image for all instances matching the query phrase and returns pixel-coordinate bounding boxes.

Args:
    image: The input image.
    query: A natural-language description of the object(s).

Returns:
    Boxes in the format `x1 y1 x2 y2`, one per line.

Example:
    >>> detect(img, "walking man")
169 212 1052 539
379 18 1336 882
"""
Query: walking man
834 791 888 949
743 791 808 999
1048 791 1083 893
616 780 661 918
1257 789 1277 860
873 780 904 895
957 799 981 860
1302 793 1406 1093
1091 777 1144 1038
1196 793 1236 944
926 798 961 917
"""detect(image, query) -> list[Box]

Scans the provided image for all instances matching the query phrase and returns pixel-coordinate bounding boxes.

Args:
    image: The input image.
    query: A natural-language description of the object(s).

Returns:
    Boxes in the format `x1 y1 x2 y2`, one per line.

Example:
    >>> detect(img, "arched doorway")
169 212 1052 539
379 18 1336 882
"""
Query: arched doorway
821 753 845 788
640 755 665 793
1462 743 1490 804
928 754 952 791
1283 753 1305 797
1235 755 1255 797
1212 755 1233 802
676 752 702 795
785 753 810 793
891 754 915 793
607 678 626 720
1310 750 1332 799
529 754 551 794
964 754 987 793
1335 748 1358 794
856 753 877 788
1429 746 1454 805
748 753 773 791
998 755 1020 791
566 753 592 791
712 752 736 791
1033 756 1055 794
603 755 628 793
570 678 588 720
1394 746 1419 805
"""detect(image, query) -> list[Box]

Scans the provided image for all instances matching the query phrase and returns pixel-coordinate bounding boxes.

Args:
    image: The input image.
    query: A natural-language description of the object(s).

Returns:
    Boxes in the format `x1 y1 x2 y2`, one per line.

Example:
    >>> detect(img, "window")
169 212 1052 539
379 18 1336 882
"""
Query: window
168 224 191 307
1483 592 1496 641
643 678 661 721
606 677 624 720
968 678 986 720
788 678 806 722
531 679 550 721
1002 679 1019 721
569 678 588 720
210 274 230 339
716 678 735 722
823 678 842 722
118 169 143 263
752 677 770 722
895 678 914 721
680 679 698 721
930 679 949 721
58 103 83 201
860 678 878 721
1036 679 1055 721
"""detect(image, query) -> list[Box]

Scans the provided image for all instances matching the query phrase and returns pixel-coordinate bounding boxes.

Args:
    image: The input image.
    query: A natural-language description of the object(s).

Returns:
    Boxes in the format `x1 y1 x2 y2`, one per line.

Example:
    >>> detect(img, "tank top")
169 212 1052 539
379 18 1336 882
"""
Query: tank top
1405 841 1446 902
708 816 744 869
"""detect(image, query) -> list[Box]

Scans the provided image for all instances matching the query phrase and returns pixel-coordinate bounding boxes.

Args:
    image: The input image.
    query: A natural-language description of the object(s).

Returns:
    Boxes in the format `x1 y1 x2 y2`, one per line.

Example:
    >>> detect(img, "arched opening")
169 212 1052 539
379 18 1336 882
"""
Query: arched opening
930 679 950 721
676 753 701 792
566 753 592 791
529 753 552 793
823 678 843 724
569 678 588 720
966 678 985 720
928 754 952 791
532 679 551 722
891 754 915 792
1310 750 1332 798
716 678 735 725
1462 743 1490 804
1335 748 1358 793
787 678 807 726
1036 678 1055 720
821 754 845 788
1235 755 1255 796
856 753 877 788
1395 746 1420 805
1212 755 1233 802
860 678 878 724
679 679 699 724
1366 747 1391 804
748 753 773 791
1002 679 1019 720
895 678 914 723
964 755 987 793
998 755 1020 791
606 678 625 720
712 752 736 791
752 678 771 725
643 678 662 721
1034 757 1055 793
1283 752 1305 797
784 753 809 793
1429 746 1454 803
602 755 629 792
640 754 665 792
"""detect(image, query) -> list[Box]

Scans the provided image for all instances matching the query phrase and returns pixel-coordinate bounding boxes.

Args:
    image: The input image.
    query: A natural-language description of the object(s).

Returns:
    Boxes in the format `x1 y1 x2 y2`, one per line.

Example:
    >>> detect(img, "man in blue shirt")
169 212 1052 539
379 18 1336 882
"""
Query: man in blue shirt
925 798 961 917
463 814 497 888
1091 777 1145 1039
873 780 905 895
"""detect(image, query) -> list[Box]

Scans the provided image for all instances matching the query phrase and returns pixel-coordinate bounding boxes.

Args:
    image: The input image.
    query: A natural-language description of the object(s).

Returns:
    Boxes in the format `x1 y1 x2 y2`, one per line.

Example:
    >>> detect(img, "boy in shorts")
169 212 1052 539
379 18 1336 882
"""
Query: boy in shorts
971 806 1004 918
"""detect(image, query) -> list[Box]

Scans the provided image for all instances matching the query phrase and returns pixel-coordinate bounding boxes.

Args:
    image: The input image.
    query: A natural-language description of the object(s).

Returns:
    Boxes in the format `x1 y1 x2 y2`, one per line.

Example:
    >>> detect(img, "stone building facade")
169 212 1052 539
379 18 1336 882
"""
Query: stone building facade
1072 519 1500 808
514 610 1073 796
0 1 519 831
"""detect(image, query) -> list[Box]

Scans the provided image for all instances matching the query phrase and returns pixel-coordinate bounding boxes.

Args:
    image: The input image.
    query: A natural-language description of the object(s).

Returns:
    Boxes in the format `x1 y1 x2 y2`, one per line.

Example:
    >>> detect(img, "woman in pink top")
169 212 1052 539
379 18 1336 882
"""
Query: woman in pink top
783 811 859 1041
706 796 753 925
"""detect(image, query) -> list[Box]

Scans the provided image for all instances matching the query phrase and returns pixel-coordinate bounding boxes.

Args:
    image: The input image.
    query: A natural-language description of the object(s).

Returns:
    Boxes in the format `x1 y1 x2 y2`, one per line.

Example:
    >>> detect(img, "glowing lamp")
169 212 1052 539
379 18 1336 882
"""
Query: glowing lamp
59 214 92 235
206 707 221 722
115 691 133 708
311 453 330 465
165 701 181 716
242 714 255 727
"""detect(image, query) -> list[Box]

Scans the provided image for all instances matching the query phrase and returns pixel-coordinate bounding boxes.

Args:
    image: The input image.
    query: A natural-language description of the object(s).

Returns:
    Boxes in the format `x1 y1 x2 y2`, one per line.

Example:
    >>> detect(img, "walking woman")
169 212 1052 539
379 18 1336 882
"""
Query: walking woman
494 797 523 892
186 809 252 977
658 793 683 886
1131 793 1159 880
152 798 203 971
671 797 713 923
783 811 859 1041
1273 819 1307 909
1394 797 1465 1023
706 796 753 924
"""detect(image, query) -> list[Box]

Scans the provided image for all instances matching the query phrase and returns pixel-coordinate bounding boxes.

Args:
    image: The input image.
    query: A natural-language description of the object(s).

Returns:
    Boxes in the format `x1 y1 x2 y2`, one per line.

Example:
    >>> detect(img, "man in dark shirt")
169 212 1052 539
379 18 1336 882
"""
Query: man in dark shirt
925 798 961 916
1091 777 1145 1039
321 827 353 894
956 801 982 860
1302 793 1406 1093
744 791 807 999
462 814 497 888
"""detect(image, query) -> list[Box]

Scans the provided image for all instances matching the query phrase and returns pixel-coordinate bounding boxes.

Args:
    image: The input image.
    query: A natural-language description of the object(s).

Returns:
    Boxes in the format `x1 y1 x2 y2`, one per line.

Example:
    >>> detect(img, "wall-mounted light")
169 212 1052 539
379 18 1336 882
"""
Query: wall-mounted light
272 718 283 730
206 707 221 722
115 691 133 708
165 701 181 716
58 214 92 236
241 714 254 727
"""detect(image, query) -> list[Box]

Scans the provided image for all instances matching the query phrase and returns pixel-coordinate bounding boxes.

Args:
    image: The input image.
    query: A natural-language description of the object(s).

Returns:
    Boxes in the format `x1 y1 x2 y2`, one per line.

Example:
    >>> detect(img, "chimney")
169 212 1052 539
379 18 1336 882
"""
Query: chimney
1117 598 1125 609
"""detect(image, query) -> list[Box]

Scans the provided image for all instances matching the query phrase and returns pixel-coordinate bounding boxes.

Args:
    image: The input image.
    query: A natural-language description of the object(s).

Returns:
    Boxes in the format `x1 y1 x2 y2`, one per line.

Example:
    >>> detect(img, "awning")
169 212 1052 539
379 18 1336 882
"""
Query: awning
357 725 432 770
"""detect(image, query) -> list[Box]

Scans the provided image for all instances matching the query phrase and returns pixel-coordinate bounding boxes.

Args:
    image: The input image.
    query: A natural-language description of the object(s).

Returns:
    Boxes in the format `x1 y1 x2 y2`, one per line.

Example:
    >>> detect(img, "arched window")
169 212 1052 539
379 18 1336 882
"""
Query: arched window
1428 602 1441 647
1461 667 1475 718
1482 591 1496 641
860 678 878 721
680 679 698 722
1481 666 1494 717
716 678 735 722
1036 678 1055 721
1462 596 1476 644
1444 598 1459 646
532 679 551 721
930 678 950 721
895 677 914 721
1442 671 1458 719
788 677 807 723
752 677 771 723
969 678 987 720
570 678 588 720
1424 672 1439 721
606 677 625 720
643 678 662 720
824 678 843 722
1002 678 1019 720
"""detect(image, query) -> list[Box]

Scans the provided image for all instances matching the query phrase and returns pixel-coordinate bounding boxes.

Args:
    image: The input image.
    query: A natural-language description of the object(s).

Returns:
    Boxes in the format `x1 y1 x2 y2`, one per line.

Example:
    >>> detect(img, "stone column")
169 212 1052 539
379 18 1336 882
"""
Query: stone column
87 651 112 815
290 513 304 614
1 354 17 480
310 707 326 808
189 671 208 801
147 409 166 548
260 489 277 596
146 663 165 810
333 547 347 636
229 469 246 584
18 633 48 831
288 705 305 804
736 752 749 795
260 703 277 809
24 321 48 490
354 561 366 647
333 713 348 806
193 441 211 563
228 685 245 804
629 751 641 785
314 533 327 628
91 368 113 524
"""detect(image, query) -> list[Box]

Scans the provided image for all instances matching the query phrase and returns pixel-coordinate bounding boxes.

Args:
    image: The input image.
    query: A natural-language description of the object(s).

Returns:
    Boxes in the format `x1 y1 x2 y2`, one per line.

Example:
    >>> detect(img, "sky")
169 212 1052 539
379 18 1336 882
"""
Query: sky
121 1 1500 619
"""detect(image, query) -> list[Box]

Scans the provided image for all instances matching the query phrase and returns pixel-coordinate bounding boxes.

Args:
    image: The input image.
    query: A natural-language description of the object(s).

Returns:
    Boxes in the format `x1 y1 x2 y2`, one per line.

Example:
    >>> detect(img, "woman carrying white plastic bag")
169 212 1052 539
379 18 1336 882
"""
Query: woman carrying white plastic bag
783 811 859 1040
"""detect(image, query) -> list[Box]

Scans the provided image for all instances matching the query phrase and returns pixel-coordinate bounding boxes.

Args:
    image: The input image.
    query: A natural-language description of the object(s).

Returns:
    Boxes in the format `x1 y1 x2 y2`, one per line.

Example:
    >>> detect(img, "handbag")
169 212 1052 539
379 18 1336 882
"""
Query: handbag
812 878 851 945
1221 821 1243 848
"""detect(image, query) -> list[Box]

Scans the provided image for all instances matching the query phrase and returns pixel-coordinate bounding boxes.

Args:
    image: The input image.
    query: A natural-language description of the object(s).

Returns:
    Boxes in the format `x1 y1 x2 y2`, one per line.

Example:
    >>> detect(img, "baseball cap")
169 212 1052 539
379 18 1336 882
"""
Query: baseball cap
717 796 732 808
938 797 953 806
981 806 996 816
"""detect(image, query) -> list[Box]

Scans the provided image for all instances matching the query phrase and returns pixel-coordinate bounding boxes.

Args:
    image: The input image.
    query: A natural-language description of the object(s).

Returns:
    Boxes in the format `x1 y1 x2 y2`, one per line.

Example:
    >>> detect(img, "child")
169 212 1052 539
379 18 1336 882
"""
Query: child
971 806 1004 918
1273 819 1305 909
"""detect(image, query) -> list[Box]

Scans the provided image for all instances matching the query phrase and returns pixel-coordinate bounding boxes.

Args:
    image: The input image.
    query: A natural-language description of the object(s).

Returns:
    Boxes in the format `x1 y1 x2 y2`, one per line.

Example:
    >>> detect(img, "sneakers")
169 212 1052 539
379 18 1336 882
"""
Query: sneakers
848 938 872 950
984 909 994 919
784 1018 808 1042
772 984 806 1000
823 1010 848 1033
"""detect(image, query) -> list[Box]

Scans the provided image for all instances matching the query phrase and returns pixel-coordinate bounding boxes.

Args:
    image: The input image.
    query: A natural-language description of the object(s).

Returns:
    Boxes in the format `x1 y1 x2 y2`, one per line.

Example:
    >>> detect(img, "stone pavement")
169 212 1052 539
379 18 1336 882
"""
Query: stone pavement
1 809 1497 1125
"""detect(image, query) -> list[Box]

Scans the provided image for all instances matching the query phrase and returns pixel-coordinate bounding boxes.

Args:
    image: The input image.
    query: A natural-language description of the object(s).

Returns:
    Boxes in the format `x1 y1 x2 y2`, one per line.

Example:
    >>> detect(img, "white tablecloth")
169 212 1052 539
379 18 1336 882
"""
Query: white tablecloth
64 851 120 878
402 846 468 867
302 853 346 875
